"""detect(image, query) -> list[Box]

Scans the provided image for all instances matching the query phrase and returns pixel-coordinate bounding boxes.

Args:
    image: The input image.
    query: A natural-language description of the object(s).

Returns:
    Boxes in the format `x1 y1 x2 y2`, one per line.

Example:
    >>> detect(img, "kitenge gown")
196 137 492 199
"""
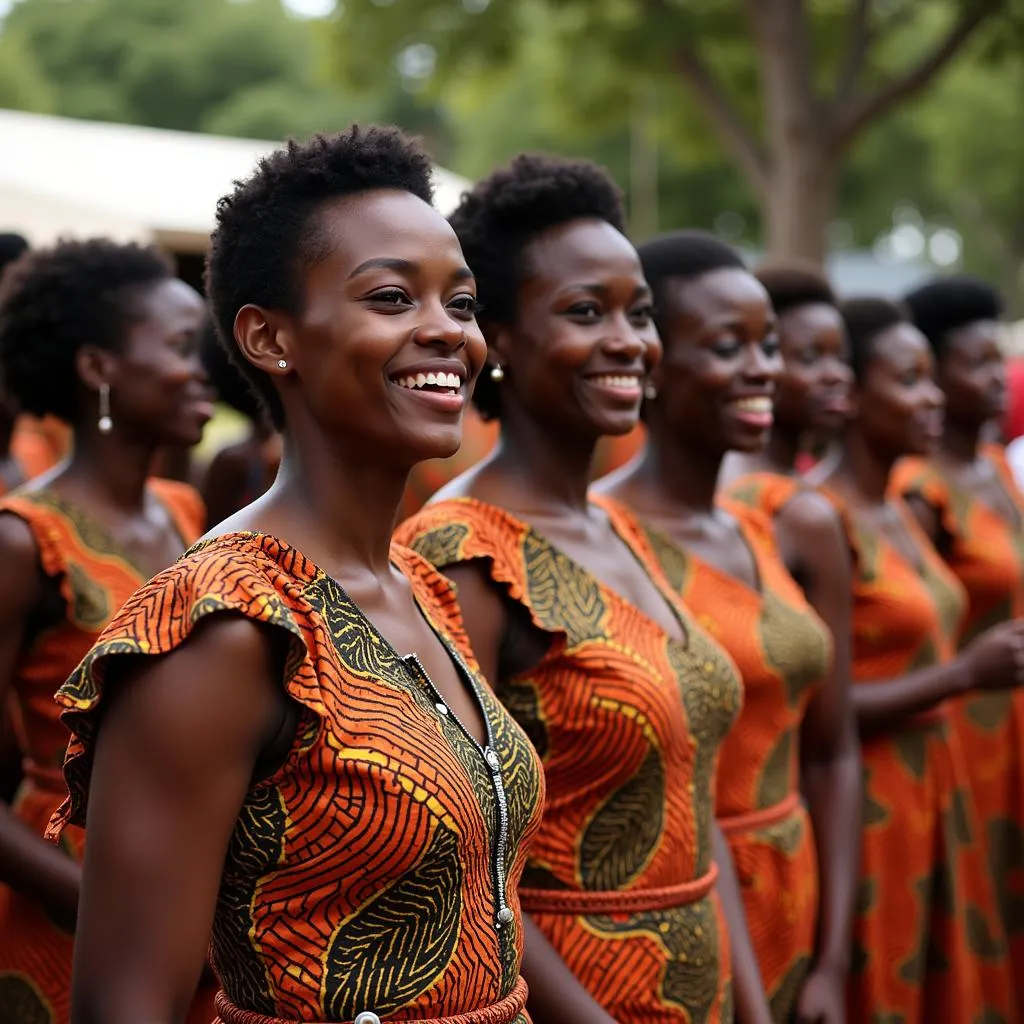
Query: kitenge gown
894 444 1024 1016
816 487 1012 1024
601 495 831 1022
0 480 208 1024
397 496 743 1024
47 533 545 1024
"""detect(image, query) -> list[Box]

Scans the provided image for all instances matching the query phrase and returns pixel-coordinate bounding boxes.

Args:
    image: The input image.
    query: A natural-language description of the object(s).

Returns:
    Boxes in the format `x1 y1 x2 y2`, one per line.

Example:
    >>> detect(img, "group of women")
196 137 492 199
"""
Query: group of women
0 123 1020 1024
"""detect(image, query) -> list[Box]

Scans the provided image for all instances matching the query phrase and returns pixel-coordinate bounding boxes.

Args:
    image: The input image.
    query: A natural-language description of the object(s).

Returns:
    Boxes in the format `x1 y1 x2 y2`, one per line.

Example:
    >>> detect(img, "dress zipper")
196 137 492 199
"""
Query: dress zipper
402 652 513 930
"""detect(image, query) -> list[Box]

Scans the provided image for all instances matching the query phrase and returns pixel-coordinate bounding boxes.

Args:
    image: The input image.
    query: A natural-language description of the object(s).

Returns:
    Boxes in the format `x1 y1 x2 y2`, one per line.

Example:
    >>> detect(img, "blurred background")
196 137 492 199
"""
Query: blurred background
1 0 1021 317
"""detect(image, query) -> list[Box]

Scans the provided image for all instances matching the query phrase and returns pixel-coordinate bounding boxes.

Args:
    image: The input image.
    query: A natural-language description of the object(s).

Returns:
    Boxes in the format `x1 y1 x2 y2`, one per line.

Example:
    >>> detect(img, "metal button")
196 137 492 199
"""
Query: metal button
435 702 449 716
497 906 514 924
355 1013 381 1024
484 748 500 769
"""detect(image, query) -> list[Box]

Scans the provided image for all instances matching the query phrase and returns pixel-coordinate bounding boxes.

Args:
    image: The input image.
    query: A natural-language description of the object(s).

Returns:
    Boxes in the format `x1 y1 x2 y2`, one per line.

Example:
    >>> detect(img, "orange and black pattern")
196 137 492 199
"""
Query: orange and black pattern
819 487 1014 1024
0 479 203 1024
48 532 544 1024
621 496 831 1023
724 472 804 524
397 496 743 1024
894 445 1024 1015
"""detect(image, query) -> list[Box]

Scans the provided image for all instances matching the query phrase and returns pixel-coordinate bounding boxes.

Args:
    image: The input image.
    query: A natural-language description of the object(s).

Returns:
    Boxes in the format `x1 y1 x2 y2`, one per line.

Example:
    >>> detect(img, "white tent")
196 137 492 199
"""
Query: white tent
0 109 471 252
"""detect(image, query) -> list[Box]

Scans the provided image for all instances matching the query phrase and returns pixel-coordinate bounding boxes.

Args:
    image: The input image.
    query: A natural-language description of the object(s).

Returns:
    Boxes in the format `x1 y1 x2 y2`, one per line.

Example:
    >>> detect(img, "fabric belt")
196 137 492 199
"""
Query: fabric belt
717 790 803 836
520 863 718 915
214 977 528 1024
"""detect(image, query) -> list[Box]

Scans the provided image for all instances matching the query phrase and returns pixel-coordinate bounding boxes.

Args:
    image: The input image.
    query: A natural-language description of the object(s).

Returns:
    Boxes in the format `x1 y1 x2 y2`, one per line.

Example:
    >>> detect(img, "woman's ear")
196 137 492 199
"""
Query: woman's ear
235 305 292 377
75 344 120 393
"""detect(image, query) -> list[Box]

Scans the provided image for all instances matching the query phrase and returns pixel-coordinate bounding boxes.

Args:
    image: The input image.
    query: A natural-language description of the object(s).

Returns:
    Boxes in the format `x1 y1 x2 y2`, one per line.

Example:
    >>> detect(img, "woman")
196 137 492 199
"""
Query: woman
893 275 1024 1014
47 126 544 1024
397 154 771 1024
198 315 281 528
722 263 851 508
595 233 861 1024
0 239 214 1024
814 297 1021 1023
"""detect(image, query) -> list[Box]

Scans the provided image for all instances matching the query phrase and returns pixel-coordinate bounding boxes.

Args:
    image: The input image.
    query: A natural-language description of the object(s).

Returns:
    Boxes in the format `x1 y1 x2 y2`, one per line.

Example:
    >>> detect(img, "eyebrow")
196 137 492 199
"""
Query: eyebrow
348 257 475 282
559 283 652 298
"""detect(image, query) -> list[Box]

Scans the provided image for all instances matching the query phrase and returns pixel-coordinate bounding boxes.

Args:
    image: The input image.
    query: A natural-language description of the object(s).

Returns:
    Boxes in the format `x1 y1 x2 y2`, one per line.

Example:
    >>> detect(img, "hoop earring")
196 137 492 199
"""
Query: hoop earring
97 382 113 434
489 364 505 383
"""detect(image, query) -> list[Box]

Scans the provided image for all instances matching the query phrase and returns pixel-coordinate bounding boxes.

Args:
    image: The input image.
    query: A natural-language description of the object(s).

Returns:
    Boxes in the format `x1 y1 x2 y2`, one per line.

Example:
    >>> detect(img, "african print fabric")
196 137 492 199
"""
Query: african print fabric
613 495 830 1023
819 487 1014 1024
397 496 743 1024
0 479 205 1024
48 533 544 1024
894 445 1024 1016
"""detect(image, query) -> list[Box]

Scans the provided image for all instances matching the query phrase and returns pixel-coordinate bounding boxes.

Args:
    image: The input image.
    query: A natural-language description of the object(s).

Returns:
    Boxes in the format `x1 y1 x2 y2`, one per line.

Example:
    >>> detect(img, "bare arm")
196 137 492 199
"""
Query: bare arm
0 513 80 920
777 495 861 1021
713 822 772 1024
442 562 618 1024
72 615 287 1024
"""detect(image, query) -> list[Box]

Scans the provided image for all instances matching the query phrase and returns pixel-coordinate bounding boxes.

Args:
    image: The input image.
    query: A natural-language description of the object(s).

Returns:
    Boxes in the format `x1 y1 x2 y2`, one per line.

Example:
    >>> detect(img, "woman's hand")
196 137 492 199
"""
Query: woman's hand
795 961 846 1024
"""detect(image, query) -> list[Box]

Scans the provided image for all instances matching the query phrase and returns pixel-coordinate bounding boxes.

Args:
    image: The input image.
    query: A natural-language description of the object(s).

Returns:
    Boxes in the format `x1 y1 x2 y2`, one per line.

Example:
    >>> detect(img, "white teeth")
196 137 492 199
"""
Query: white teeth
733 396 773 413
591 374 640 388
394 370 463 391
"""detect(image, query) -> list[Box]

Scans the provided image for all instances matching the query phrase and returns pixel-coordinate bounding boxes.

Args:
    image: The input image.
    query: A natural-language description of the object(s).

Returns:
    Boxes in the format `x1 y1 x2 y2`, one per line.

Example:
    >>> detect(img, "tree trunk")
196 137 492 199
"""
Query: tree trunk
762 146 838 263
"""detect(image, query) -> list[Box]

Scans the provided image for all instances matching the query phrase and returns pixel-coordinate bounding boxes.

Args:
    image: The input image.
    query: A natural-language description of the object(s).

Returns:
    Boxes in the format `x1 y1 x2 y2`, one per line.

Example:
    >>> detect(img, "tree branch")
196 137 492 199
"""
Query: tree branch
831 0 873 111
831 0 1005 150
669 42 771 197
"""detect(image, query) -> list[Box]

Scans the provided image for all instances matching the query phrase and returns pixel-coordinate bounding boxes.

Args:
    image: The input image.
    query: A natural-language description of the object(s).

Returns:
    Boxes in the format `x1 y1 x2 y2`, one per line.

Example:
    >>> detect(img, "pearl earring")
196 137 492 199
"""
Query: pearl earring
277 359 288 369
97 382 113 434
644 383 658 400
489 364 505 382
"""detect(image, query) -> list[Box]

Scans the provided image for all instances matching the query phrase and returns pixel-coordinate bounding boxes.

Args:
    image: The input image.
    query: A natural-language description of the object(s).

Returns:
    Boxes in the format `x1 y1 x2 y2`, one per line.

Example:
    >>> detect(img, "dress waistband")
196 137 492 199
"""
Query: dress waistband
214 977 528 1024
520 863 718 915
717 790 803 837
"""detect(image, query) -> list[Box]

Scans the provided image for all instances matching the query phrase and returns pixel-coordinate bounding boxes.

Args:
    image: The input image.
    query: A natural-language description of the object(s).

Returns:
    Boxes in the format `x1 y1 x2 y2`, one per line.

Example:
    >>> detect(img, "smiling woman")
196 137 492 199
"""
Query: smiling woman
44 126 545 1024
396 156 757 1024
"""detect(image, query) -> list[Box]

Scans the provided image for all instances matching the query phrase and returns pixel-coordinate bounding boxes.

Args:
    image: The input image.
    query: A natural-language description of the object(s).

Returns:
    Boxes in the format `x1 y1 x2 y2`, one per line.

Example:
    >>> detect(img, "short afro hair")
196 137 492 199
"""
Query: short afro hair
903 275 1003 360
198 315 265 425
0 238 172 422
838 296 911 383
0 234 28 278
637 231 746 337
205 124 436 430
449 152 626 420
755 261 836 316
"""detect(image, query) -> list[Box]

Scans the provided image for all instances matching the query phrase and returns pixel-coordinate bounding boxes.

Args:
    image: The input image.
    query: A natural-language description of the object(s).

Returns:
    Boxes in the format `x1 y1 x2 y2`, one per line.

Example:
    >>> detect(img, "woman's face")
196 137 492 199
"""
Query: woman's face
774 302 852 433
649 267 780 456
494 218 660 441
936 320 1006 429
855 322 944 458
265 189 486 466
108 279 214 447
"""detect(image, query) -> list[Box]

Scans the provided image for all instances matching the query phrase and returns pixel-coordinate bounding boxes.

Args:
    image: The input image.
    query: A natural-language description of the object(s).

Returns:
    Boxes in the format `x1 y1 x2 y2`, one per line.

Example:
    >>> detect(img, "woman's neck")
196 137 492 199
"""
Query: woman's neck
261 431 409 577
940 418 981 464
489 410 598 515
62 428 156 510
625 433 722 517
825 427 893 505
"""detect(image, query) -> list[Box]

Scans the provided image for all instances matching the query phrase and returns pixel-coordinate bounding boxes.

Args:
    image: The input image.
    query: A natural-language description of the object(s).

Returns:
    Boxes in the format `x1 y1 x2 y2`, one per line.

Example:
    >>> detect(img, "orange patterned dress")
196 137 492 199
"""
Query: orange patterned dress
48 532 545 1024
397 497 743 1024
817 487 1013 1024
612 496 831 1022
0 480 205 1024
894 445 1024 1010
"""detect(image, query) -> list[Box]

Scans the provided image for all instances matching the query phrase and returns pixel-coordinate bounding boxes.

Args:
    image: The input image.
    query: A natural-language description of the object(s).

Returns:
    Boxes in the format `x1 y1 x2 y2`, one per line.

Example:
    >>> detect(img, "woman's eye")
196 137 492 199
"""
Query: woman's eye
448 295 482 317
711 337 740 357
901 372 920 386
566 302 602 321
762 335 781 357
629 305 654 327
368 288 412 307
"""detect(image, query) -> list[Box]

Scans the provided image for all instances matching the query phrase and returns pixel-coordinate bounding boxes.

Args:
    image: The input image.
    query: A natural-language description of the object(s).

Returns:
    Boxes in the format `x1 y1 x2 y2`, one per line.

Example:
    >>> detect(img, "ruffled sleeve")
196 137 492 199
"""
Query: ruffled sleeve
46 534 320 838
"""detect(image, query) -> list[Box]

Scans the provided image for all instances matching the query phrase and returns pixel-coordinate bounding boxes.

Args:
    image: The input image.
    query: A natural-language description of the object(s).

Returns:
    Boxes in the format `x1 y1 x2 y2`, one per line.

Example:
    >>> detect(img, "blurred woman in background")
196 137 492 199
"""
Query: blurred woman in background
399 155 772 1024
596 232 860 1024
198 314 281 528
893 275 1024 1016
0 239 214 1024
815 297 1019 1023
